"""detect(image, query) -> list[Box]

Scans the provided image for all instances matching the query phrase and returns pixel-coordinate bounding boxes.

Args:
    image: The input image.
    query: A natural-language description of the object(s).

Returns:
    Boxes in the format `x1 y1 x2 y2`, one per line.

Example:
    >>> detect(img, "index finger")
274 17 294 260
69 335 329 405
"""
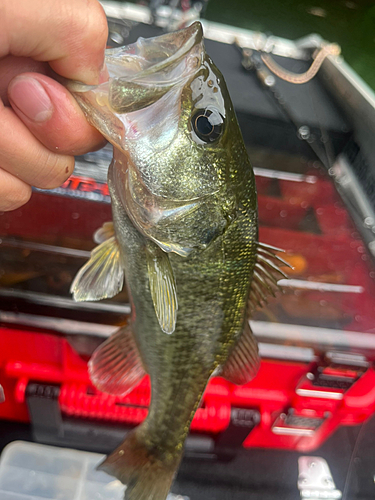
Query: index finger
1 0 108 85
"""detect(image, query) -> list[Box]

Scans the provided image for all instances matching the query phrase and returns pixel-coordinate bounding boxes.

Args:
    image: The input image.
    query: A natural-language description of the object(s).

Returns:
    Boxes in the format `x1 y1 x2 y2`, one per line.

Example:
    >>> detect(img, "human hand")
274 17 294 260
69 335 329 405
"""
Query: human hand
0 0 109 211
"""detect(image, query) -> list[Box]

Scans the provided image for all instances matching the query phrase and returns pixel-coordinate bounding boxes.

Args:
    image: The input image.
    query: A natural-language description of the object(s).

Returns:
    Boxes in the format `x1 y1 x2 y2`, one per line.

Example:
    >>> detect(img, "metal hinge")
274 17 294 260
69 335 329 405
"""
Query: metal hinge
298 456 342 499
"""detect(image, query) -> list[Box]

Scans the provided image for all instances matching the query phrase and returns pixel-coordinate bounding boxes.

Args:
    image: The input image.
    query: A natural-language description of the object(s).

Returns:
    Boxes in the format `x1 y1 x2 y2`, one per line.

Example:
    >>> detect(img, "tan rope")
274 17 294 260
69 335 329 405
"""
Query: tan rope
260 43 341 84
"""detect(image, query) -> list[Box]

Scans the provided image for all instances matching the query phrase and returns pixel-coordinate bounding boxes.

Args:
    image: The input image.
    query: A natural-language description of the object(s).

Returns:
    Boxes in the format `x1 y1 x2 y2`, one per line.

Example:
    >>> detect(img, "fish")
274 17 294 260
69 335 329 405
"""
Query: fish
68 22 289 500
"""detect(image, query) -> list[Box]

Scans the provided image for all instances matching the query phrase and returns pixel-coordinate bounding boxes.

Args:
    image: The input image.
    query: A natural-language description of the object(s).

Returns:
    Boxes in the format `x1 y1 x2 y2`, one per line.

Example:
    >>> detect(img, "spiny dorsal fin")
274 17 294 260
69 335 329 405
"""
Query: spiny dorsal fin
70 222 124 302
248 241 293 312
220 321 260 385
146 243 178 335
89 326 145 396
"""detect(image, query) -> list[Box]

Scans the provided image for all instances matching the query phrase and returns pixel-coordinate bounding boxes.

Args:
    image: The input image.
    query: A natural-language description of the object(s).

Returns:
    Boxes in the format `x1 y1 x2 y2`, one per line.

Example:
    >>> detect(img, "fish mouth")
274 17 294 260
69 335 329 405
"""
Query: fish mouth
67 23 204 150
105 21 204 85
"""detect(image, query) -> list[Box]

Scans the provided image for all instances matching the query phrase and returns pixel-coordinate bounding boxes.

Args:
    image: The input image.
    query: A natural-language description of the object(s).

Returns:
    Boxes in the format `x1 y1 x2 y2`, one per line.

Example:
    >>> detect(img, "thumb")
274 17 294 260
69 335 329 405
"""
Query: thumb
8 73 106 155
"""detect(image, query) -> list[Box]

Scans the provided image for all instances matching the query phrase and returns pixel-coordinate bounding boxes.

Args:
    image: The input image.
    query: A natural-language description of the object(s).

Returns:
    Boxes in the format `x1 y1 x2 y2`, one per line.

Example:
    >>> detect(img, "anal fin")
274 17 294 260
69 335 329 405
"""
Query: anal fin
89 326 145 396
220 322 260 385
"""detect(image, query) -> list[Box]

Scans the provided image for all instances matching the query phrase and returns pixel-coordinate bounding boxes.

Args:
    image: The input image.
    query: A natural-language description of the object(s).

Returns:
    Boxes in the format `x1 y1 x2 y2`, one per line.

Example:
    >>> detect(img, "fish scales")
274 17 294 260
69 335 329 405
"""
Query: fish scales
111 162 256 454
68 21 269 500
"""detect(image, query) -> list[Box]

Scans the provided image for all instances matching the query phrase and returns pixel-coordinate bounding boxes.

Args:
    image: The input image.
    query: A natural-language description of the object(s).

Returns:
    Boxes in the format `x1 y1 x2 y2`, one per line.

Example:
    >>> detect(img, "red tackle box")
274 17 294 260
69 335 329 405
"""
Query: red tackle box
1 145 375 458
1 19 375 462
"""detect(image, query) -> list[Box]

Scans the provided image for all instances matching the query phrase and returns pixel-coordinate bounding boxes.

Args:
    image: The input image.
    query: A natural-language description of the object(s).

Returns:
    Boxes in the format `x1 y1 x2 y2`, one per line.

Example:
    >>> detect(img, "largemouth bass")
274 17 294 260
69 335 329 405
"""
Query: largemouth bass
69 22 288 500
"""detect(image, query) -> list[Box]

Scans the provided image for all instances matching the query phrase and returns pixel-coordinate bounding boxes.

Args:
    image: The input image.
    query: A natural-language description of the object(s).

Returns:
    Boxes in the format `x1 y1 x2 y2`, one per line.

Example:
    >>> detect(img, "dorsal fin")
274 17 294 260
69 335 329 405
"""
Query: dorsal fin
220 322 260 385
248 242 293 313
70 221 124 302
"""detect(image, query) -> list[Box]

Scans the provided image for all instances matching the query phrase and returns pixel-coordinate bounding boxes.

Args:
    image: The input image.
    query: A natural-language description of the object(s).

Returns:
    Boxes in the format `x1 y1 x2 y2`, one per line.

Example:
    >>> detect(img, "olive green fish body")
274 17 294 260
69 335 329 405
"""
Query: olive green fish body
69 22 264 500
110 139 257 444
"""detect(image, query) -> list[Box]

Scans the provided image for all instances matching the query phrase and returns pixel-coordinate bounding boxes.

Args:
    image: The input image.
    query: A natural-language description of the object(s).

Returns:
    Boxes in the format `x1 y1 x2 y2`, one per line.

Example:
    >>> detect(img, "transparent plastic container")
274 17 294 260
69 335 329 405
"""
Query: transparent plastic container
0 441 186 500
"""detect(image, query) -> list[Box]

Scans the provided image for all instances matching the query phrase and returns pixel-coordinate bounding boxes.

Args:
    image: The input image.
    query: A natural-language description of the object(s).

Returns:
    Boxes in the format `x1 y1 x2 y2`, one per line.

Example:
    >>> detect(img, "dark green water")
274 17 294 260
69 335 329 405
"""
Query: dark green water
204 0 375 90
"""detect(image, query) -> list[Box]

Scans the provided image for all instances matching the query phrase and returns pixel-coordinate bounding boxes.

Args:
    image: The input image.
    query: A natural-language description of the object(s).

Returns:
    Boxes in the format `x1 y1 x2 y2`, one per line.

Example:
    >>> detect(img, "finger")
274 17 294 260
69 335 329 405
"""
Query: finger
0 167 32 211
2 0 108 85
8 73 106 155
0 101 74 189
0 56 47 105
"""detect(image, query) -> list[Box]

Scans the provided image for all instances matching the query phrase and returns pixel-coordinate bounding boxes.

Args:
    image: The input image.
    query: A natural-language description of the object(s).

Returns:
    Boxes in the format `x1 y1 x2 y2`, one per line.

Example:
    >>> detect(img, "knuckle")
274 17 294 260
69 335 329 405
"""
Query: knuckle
87 1 108 45
33 154 74 189
69 0 108 50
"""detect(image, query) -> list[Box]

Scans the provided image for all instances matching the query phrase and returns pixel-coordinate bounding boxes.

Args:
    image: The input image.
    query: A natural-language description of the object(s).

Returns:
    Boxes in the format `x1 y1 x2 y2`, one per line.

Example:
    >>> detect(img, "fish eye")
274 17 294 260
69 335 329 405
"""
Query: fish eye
191 108 224 143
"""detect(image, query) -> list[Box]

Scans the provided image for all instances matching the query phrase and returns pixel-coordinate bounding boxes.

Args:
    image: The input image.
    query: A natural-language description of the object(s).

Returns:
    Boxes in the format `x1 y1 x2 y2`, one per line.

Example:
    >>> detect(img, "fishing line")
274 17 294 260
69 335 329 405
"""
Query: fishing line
236 43 336 170
307 81 335 170
341 418 368 500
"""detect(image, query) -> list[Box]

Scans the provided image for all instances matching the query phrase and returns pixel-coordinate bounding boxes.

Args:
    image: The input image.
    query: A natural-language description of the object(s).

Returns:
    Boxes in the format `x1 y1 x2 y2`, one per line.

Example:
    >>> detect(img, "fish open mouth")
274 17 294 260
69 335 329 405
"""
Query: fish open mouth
67 22 204 149
105 22 204 85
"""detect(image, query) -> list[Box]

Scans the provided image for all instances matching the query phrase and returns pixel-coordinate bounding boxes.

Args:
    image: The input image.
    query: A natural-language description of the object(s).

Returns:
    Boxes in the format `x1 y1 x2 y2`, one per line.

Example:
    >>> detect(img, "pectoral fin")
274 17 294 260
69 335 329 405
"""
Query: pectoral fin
146 244 178 334
93 221 115 244
220 322 260 385
89 326 145 396
71 222 124 302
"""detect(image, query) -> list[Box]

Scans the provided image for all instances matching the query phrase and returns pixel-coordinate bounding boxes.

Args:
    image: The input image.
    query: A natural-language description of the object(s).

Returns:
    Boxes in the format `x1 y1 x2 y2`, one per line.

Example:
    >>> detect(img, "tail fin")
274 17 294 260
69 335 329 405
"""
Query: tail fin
98 430 181 500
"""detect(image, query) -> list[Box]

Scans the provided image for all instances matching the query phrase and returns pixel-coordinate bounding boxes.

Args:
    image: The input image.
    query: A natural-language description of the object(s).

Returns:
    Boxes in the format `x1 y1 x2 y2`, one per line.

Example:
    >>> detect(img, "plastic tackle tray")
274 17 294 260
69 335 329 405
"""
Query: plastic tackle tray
0 441 186 500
